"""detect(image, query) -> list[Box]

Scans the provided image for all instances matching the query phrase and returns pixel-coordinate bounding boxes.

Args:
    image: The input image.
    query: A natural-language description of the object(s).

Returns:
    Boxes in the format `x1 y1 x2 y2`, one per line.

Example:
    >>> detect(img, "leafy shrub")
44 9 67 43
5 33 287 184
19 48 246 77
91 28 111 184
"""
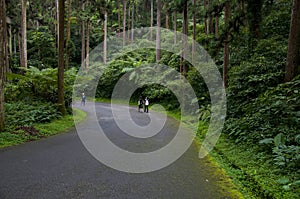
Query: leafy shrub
5 102 62 127
227 38 287 117
225 76 300 171
5 67 76 111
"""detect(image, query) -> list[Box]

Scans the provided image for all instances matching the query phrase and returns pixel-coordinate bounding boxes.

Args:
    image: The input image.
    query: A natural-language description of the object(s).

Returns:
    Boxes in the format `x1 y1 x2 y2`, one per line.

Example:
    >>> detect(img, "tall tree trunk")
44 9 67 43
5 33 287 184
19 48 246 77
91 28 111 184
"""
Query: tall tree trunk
127 1 130 41
81 2 85 69
204 0 208 35
55 0 59 49
65 0 71 70
58 0 66 115
86 20 90 72
173 11 177 44
150 0 153 40
182 0 188 76
104 9 107 64
131 2 134 41
13 33 16 54
0 0 7 131
122 0 127 46
192 0 196 62
215 15 219 38
156 0 161 62
165 12 169 29
118 0 121 35
20 0 27 68
285 0 300 82
223 2 230 88
207 0 213 34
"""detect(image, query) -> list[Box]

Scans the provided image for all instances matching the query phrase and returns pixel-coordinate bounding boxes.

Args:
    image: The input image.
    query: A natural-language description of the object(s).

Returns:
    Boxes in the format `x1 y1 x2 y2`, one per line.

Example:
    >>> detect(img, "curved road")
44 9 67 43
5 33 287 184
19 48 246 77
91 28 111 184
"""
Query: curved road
0 102 234 199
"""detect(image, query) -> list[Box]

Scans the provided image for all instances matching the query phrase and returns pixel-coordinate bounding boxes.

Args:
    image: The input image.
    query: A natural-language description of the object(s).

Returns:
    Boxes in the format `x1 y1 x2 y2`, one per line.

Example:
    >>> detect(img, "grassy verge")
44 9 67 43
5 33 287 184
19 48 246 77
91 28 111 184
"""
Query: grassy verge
153 106 298 198
0 108 87 148
210 135 299 199
195 123 299 199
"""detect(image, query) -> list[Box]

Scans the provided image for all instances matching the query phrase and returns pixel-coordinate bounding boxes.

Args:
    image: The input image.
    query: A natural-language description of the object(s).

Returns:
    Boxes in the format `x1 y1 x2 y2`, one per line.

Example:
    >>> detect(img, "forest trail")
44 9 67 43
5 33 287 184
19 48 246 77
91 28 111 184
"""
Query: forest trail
0 102 235 199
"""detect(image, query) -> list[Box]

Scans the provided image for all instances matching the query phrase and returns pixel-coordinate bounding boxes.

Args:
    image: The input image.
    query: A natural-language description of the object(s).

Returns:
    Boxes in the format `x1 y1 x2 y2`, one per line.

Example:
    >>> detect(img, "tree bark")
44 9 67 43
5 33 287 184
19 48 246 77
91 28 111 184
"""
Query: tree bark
86 20 90 71
0 0 7 131
118 0 121 35
57 0 66 115
173 11 177 44
182 0 188 76
127 1 131 40
81 2 85 70
223 2 230 88
65 0 71 70
150 0 153 40
104 9 107 64
215 15 219 38
204 0 207 35
285 0 300 82
156 0 161 62
192 0 196 62
20 0 27 68
131 2 134 41
165 12 169 29
122 0 127 46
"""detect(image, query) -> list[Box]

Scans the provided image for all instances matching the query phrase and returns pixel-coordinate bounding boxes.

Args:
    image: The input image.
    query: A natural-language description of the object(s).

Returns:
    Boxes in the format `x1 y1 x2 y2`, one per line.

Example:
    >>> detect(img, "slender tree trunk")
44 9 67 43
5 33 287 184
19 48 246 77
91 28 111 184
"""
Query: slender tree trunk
127 1 131 41
174 11 177 44
131 2 134 41
204 0 208 35
81 2 85 69
156 0 161 62
55 0 59 49
182 0 188 76
118 0 121 35
285 0 300 82
104 9 107 64
165 12 169 29
58 0 66 115
65 0 71 70
223 2 230 88
86 0 90 70
215 15 219 38
20 0 27 68
122 0 127 46
150 0 153 40
13 33 16 54
207 0 213 34
0 0 7 131
86 20 90 72
8 25 12 57
192 0 196 62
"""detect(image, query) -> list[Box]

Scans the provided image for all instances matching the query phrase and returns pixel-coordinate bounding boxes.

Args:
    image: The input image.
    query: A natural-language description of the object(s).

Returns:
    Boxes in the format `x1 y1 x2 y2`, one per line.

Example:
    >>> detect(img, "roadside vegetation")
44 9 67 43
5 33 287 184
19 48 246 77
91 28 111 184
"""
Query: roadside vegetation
0 0 299 198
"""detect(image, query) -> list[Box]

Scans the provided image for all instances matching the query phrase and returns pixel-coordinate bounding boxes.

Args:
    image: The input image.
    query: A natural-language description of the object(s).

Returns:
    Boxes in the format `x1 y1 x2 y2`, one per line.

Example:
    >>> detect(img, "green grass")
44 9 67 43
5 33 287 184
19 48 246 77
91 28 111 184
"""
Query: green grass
0 108 86 148
210 135 300 199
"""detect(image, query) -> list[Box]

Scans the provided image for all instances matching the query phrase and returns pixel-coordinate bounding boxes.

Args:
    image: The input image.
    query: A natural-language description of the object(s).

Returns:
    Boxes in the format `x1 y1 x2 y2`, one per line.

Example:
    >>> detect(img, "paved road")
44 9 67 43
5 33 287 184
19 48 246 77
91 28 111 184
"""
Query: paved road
0 102 232 199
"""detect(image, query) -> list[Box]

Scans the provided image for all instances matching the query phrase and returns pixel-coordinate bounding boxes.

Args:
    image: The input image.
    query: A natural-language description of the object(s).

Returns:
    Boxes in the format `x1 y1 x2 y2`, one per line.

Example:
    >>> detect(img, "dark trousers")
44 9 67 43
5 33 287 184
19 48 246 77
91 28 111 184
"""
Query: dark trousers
144 105 148 113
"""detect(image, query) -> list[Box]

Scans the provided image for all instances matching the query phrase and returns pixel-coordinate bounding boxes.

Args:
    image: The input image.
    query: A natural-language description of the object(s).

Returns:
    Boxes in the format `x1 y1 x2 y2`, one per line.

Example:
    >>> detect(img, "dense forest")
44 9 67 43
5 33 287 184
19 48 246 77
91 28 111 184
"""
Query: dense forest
0 0 299 198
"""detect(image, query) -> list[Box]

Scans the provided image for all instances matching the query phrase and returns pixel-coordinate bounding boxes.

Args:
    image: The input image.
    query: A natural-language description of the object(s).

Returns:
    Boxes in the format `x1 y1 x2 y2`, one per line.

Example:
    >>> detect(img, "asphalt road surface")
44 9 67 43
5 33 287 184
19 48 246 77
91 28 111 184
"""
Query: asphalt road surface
0 102 233 199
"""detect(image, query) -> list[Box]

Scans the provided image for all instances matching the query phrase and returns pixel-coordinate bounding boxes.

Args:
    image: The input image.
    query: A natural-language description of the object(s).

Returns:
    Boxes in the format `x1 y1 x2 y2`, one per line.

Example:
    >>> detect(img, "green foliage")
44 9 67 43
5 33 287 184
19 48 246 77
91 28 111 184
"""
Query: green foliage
0 108 86 148
5 102 62 127
27 26 57 69
227 38 287 117
226 76 300 171
5 67 77 110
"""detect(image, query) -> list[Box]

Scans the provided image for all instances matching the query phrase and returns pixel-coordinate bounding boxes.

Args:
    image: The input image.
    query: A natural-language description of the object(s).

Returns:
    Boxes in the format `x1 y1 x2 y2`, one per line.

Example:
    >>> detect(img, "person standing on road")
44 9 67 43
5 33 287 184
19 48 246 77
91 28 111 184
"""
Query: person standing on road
138 96 144 112
144 97 149 113
81 92 86 106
